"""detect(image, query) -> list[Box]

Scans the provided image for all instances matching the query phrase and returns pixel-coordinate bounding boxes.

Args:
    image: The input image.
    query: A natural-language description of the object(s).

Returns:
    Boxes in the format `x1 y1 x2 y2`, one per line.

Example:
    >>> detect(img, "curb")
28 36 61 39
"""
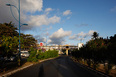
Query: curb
76 62 110 77
70 57 111 77
39 57 57 62
0 64 33 77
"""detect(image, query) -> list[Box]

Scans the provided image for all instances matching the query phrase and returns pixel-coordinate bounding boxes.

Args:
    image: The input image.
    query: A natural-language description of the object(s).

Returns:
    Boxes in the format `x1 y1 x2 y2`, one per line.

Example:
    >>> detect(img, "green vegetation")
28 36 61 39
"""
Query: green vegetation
0 22 58 63
1 36 19 56
71 32 116 74
27 47 38 62
37 49 58 60
0 22 37 57
27 48 58 62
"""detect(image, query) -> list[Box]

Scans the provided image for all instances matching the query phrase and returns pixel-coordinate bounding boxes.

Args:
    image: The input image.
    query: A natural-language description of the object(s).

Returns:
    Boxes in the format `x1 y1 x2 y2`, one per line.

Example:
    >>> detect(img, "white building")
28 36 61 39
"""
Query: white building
78 43 83 49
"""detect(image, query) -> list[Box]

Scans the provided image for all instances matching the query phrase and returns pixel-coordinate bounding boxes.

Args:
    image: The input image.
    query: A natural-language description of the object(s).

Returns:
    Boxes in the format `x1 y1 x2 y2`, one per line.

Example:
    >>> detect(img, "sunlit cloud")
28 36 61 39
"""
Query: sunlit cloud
49 28 72 45
28 15 60 27
0 0 61 31
69 30 95 41
63 10 72 16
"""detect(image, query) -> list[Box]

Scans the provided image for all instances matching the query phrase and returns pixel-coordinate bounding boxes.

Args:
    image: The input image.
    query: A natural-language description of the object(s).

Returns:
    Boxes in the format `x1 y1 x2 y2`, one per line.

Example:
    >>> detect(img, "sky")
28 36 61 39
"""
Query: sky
0 0 116 45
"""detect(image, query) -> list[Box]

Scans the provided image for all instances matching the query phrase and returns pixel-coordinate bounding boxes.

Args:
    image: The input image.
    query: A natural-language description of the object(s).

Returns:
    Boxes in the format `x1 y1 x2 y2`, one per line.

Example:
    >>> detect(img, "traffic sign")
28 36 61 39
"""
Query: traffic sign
40 42 43 46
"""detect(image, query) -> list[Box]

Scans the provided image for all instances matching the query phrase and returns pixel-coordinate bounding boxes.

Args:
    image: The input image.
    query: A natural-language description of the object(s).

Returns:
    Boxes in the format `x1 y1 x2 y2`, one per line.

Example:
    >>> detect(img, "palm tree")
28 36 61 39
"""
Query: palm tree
92 32 99 40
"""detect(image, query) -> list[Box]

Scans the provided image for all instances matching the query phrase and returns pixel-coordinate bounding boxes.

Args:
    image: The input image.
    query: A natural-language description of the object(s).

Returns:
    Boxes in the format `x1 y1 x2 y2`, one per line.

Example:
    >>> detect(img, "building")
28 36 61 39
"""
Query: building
78 43 83 49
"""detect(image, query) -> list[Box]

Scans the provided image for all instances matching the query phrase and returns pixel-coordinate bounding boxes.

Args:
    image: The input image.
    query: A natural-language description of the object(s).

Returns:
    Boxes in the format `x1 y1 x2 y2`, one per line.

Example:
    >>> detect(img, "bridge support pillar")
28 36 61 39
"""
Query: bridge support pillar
66 49 68 55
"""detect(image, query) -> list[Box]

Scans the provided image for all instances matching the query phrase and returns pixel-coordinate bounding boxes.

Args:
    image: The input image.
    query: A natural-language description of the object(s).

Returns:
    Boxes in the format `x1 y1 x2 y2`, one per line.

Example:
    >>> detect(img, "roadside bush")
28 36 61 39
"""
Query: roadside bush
27 48 58 62
37 50 58 60
27 47 38 62
71 34 116 75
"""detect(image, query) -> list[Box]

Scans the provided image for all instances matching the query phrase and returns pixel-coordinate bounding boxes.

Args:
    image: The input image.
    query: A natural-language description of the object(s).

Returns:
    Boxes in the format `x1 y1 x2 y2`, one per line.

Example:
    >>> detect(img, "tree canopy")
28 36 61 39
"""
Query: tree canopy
0 22 37 56
92 32 99 39
0 22 18 37
71 33 116 74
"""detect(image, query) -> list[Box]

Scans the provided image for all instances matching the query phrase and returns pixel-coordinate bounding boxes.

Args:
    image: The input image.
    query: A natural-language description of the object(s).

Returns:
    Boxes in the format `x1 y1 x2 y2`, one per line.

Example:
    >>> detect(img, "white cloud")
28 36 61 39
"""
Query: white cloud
21 0 43 13
45 8 53 15
69 30 95 41
38 37 46 43
34 35 46 43
0 0 43 26
49 28 72 45
28 15 60 26
49 15 61 24
63 10 72 16
69 34 77 40
111 6 116 12
45 8 53 12
0 0 61 31
88 30 95 35
50 28 72 38
78 32 87 38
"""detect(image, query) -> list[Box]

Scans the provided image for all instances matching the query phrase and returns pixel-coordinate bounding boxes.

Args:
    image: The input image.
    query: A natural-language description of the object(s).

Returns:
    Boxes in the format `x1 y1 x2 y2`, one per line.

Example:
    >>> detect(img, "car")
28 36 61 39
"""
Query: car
9 55 17 62
0 55 4 62
5 55 18 62
21 51 30 58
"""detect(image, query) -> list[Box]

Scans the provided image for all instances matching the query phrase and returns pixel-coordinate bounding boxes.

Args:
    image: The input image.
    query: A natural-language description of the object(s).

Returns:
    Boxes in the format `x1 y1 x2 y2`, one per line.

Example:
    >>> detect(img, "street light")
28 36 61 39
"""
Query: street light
21 24 28 26
6 0 28 66
6 4 11 6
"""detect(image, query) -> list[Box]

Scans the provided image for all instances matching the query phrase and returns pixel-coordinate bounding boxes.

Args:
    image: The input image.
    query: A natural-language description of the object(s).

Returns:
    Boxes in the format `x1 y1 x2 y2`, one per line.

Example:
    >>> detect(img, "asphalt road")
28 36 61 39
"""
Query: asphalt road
8 56 105 77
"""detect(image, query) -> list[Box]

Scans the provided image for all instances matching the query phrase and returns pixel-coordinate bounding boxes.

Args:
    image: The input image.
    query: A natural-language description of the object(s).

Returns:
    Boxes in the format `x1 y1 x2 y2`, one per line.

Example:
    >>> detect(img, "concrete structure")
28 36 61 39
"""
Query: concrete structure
41 45 78 50
78 43 83 49
37 45 78 55
65 45 69 55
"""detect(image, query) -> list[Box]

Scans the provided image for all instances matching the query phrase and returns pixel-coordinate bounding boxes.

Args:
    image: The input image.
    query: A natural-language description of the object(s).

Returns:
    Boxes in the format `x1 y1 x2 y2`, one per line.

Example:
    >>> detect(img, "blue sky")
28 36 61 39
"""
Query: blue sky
0 0 116 45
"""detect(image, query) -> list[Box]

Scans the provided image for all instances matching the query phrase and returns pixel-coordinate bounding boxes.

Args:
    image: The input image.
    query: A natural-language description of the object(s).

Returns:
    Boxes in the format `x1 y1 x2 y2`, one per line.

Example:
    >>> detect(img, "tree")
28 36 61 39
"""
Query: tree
0 22 37 51
0 36 19 56
108 34 116 64
92 32 99 40
21 34 37 50
0 22 38 66
0 22 18 37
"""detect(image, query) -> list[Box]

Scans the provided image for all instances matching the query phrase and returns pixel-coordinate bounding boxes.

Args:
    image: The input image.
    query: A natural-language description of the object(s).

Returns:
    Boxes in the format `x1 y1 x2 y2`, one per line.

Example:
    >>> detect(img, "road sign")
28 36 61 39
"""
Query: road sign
40 42 43 46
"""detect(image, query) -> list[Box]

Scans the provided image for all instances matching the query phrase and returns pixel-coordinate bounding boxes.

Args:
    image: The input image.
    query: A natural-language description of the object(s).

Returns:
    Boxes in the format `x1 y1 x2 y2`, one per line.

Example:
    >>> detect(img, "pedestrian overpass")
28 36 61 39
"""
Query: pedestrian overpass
41 45 77 50
39 45 78 55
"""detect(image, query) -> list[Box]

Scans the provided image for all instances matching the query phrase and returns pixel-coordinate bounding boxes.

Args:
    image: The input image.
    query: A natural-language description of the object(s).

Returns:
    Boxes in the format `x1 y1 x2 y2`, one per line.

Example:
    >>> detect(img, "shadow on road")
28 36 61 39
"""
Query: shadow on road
38 64 44 77
3 55 106 77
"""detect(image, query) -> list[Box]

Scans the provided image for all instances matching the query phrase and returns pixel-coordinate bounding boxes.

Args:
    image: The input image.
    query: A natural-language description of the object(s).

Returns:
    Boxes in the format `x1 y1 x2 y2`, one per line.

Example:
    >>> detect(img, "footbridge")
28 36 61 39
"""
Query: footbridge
38 45 78 55
42 45 78 50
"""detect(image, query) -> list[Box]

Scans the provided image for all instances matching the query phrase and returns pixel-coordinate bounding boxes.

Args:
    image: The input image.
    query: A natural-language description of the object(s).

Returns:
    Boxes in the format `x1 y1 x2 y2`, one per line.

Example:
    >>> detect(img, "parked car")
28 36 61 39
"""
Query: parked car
3 55 18 62
9 55 18 62
21 51 30 58
0 55 4 62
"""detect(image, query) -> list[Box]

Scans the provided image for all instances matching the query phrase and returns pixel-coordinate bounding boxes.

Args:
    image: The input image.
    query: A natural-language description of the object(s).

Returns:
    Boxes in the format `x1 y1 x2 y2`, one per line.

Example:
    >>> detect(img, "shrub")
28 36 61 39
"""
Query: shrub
37 50 58 60
27 48 58 62
27 47 38 62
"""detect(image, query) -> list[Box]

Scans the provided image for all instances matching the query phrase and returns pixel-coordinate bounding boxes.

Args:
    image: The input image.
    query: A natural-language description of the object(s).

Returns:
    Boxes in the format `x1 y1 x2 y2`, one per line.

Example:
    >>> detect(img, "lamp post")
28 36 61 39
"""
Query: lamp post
46 35 47 50
6 0 28 66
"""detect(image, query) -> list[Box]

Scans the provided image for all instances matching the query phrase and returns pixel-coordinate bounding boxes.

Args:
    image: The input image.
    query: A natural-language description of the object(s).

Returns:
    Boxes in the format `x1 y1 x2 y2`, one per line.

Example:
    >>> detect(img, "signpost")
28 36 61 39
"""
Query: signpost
40 42 43 50
40 42 43 46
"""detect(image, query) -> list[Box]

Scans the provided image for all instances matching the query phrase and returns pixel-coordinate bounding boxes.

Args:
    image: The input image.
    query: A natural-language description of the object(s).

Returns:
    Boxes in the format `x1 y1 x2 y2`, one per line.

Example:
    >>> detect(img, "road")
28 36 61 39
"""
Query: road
8 55 105 77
